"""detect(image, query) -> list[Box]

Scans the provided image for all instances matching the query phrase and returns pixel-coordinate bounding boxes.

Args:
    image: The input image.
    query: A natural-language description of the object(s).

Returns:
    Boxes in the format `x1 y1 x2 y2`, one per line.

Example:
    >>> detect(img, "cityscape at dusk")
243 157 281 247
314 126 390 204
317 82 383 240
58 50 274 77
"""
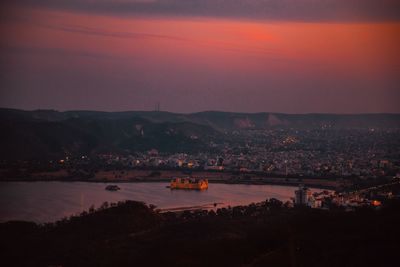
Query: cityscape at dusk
1 1 400 267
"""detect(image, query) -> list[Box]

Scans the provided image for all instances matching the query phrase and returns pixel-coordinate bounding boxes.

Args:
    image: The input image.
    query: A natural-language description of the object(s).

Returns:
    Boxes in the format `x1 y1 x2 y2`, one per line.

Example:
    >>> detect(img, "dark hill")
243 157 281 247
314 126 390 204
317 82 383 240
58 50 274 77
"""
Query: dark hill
0 112 221 160
2 108 399 130
1 108 399 159
1 200 400 267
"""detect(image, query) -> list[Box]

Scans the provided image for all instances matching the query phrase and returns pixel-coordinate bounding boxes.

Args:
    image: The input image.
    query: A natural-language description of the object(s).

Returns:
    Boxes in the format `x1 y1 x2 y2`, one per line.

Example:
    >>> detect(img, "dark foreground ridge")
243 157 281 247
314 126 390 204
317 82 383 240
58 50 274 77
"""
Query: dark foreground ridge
1 199 399 267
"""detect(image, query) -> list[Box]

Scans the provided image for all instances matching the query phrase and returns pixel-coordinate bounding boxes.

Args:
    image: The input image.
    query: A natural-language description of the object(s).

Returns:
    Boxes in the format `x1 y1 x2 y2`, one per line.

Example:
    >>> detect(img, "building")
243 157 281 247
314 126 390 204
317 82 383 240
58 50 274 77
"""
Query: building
295 185 311 206
307 197 322 208
170 177 209 190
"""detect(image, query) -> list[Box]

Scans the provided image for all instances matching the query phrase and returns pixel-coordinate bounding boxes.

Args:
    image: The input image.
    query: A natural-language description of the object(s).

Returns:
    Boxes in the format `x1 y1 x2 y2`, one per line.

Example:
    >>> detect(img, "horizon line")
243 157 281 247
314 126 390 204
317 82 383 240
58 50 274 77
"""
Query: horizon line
1 107 399 116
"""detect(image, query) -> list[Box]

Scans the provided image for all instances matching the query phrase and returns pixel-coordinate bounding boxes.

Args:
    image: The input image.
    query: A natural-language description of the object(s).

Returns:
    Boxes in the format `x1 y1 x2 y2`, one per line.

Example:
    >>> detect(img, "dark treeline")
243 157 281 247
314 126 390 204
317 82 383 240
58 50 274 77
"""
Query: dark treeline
1 199 400 267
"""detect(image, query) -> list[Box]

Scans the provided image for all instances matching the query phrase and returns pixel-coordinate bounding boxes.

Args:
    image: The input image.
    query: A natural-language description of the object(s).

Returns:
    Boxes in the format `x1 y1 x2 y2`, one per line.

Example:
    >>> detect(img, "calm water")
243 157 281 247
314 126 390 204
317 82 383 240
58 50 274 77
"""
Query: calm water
0 182 316 223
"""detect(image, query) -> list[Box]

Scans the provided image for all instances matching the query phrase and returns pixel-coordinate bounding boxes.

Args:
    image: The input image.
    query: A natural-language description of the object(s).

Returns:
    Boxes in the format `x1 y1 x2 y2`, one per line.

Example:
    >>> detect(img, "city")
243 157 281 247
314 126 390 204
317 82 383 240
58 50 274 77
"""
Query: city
2 124 399 189
1 0 400 266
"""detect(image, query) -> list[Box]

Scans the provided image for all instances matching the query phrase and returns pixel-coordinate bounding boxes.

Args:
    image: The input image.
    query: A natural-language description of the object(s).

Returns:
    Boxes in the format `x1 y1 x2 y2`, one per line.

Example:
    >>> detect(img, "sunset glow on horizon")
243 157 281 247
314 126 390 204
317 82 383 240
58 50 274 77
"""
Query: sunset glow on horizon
1 1 399 113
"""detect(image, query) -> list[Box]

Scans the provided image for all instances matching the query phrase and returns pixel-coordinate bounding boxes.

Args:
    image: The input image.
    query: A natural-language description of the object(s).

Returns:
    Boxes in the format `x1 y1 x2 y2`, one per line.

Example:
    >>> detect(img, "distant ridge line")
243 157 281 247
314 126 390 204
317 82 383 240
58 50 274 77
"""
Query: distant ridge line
0 107 399 116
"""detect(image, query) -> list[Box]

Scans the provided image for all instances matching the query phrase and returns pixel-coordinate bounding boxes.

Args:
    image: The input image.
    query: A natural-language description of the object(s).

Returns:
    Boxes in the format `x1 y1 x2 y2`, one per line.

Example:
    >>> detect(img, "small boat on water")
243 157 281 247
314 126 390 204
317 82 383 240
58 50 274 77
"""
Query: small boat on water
105 185 121 191
170 177 208 190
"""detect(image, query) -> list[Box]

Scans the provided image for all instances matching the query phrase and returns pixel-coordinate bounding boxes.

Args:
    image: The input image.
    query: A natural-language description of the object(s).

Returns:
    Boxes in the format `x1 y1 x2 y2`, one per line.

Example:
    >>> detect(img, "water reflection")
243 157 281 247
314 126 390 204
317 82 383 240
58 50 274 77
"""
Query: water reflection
0 182 318 223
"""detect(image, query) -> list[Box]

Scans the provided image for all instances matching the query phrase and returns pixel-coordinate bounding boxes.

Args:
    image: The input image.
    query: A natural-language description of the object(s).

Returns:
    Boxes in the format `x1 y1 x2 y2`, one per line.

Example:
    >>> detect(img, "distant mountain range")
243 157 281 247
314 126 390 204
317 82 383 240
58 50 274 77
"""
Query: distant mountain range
1 108 399 159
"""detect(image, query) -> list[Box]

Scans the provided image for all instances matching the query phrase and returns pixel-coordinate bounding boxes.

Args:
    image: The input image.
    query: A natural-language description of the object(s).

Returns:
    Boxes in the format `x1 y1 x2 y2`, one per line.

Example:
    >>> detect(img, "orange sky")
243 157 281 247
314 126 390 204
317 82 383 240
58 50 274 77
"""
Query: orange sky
1 6 399 112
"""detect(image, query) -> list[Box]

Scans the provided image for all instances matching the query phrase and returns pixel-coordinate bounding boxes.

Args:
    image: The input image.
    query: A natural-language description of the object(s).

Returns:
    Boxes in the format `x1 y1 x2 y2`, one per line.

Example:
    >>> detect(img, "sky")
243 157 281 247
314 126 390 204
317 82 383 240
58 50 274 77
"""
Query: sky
0 0 399 113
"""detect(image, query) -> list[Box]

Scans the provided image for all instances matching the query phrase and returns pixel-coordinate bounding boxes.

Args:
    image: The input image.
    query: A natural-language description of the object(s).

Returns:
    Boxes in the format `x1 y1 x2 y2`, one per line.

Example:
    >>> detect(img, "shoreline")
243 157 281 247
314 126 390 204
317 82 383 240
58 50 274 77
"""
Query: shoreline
159 202 225 212
0 178 338 190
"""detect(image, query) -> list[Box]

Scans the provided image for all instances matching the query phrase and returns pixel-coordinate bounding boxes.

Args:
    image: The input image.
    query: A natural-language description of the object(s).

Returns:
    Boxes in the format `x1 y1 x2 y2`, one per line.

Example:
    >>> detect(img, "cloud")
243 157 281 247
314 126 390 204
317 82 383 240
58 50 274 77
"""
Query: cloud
3 0 400 22
34 22 190 42
0 44 124 60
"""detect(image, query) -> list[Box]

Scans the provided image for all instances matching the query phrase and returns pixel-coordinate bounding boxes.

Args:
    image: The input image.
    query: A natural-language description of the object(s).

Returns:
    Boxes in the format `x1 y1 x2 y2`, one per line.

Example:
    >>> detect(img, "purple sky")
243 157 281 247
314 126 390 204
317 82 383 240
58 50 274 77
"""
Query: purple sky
0 0 399 113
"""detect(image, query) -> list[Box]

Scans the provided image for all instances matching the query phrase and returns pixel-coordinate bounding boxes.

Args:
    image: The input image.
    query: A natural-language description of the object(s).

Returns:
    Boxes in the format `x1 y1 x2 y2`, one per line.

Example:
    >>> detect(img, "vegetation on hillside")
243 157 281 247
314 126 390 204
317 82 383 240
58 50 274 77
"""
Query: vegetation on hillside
1 199 399 267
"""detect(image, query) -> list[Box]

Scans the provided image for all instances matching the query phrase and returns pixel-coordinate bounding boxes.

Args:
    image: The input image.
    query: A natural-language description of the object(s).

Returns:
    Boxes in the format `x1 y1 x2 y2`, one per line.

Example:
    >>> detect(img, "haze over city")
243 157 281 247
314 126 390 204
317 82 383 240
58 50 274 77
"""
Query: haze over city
1 0 399 113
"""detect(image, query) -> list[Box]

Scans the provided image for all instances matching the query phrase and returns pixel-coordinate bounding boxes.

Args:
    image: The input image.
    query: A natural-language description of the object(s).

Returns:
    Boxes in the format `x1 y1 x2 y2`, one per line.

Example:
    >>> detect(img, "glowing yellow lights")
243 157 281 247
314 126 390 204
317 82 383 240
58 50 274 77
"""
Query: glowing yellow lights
170 178 208 190
372 200 382 207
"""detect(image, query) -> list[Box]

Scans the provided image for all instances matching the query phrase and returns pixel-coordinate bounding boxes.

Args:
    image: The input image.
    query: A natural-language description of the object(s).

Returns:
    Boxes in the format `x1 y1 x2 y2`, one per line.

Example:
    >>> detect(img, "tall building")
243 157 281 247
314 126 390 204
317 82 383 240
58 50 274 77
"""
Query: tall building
295 185 311 206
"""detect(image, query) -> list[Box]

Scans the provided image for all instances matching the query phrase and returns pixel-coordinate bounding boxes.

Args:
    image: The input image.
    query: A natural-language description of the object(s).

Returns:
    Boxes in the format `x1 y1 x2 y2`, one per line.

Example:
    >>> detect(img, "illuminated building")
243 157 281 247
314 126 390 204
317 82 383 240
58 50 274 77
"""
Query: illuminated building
170 178 208 190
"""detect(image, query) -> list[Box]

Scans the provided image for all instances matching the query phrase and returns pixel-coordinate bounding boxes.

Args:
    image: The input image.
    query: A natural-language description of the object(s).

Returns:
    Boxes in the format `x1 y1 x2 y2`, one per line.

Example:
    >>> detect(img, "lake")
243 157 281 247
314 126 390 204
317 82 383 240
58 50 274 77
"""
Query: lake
0 182 319 223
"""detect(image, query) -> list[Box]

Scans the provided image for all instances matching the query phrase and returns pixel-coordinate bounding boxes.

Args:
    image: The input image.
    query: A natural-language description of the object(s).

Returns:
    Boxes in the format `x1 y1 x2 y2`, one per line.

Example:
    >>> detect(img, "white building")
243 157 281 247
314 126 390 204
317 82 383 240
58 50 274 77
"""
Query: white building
295 185 312 206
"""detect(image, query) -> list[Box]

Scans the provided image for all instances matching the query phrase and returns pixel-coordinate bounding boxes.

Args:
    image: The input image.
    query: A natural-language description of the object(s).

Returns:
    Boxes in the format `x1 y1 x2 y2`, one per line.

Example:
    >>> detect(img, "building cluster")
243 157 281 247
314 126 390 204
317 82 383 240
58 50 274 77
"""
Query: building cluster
294 185 331 208
293 180 400 211
90 128 399 179
5 128 399 182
